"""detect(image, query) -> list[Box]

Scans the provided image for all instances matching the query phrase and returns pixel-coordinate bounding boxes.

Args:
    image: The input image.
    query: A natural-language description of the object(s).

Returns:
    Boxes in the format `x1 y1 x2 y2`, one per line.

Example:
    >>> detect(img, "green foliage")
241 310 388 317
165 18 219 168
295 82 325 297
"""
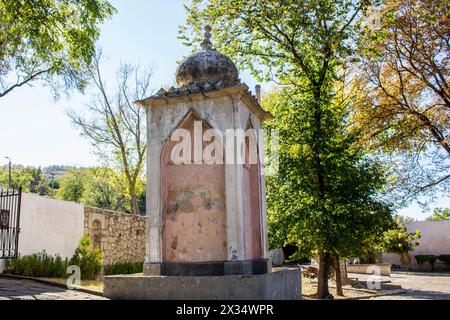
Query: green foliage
69 235 103 280
1 165 145 213
180 0 364 85
0 166 53 196
56 168 86 202
56 167 139 213
6 237 103 280
426 208 450 221
263 84 394 260
103 261 144 275
0 0 116 98
81 168 132 213
415 255 438 266
382 217 421 254
6 251 69 278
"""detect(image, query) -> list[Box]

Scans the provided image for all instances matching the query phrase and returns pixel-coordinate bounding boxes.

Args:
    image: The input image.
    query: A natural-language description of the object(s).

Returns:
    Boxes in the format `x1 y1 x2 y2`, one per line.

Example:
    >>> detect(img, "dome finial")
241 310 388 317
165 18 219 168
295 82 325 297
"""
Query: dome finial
201 25 213 50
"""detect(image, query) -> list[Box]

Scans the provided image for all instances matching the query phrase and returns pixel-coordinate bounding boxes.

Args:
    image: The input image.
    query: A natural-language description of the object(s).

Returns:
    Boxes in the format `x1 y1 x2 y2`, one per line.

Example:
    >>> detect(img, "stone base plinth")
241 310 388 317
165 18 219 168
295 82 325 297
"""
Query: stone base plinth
143 260 271 276
104 268 301 300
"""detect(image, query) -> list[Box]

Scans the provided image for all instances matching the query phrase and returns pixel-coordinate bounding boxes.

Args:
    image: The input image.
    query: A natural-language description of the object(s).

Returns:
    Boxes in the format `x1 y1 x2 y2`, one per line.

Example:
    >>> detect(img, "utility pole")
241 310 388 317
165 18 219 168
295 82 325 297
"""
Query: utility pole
50 171 55 190
4 156 11 188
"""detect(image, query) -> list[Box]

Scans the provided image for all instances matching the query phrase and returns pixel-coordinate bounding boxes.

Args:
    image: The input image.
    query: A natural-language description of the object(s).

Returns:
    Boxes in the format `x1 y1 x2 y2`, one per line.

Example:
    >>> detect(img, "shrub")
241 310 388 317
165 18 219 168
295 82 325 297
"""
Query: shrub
6 251 69 278
6 237 103 280
103 261 144 275
415 255 438 270
438 255 450 270
69 235 103 280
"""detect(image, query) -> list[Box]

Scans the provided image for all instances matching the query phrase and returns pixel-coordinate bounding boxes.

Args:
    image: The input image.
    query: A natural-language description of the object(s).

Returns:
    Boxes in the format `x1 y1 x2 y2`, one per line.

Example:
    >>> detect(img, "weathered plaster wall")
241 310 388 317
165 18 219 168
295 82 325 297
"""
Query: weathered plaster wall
242 123 262 260
161 113 227 262
18 192 84 258
145 93 238 264
144 86 270 266
382 220 450 270
84 207 147 265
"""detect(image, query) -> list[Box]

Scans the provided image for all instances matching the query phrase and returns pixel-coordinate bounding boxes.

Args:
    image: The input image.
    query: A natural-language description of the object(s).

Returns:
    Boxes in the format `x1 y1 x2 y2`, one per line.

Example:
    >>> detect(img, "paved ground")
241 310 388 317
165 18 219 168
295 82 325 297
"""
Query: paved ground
0 277 106 300
352 272 450 300
1 272 450 300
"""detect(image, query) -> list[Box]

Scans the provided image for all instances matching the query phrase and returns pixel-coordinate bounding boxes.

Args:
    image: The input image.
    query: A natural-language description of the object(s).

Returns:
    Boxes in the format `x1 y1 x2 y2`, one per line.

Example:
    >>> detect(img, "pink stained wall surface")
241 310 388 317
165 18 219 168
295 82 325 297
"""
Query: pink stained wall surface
161 113 227 262
242 126 263 260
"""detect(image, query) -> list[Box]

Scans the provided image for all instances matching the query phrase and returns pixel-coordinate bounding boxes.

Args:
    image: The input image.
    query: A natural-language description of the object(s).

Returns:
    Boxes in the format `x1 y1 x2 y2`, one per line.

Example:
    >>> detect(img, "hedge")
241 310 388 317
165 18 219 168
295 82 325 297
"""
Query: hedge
415 255 438 270
6 236 102 280
438 255 450 270
6 251 70 278
103 261 144 275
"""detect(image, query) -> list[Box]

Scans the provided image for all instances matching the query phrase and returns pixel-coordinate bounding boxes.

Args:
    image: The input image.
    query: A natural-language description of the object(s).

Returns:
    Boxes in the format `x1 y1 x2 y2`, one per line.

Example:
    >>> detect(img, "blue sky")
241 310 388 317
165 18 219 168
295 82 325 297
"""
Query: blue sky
0 0 447 220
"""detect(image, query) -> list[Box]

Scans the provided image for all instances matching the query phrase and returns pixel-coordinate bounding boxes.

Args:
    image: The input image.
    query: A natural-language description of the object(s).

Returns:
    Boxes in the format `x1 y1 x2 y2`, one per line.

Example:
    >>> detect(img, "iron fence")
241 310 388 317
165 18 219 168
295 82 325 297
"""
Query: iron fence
0 188 21 259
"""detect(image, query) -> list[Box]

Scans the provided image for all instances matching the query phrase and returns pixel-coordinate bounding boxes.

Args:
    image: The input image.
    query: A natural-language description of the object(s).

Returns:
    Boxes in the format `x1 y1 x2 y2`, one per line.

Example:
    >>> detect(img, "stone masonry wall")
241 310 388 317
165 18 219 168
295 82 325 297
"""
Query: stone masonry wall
84 207 147 266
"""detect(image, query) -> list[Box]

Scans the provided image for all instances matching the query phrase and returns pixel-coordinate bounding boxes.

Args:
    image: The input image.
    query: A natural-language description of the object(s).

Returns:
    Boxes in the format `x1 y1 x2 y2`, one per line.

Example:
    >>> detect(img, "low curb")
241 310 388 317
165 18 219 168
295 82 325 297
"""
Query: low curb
392 271 450 277
0 274 104 298
302 289 407 300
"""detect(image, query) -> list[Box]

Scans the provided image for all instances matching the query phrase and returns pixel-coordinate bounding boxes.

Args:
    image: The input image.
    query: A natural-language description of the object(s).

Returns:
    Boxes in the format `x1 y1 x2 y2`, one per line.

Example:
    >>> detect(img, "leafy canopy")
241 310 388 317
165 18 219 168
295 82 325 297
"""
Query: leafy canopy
179 0 365 86
351 0 450 200
426 208 450 221
382 216 421 254
0 0 116 98
264 83 394 260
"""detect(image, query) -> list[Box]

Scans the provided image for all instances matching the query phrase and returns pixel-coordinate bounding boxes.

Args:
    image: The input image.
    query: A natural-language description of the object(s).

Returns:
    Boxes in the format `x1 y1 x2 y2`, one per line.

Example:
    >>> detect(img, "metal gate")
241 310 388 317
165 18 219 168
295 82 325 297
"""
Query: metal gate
0 188 22 259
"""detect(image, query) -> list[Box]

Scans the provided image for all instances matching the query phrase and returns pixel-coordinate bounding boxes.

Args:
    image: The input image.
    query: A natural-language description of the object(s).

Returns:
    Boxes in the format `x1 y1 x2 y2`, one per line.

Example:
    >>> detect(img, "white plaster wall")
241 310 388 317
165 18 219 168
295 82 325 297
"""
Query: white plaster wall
18 193 84 258
382 220 450 268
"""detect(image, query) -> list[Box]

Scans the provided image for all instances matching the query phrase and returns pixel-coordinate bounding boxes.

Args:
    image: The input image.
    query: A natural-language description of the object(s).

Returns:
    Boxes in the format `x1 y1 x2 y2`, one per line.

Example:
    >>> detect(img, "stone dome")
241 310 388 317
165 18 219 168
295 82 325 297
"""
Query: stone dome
176 26 239 87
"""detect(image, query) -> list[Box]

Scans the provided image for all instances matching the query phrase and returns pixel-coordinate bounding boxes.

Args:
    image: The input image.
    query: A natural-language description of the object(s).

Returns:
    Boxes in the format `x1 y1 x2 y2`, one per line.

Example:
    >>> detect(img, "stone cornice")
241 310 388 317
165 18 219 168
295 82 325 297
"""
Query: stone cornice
135 83 274 121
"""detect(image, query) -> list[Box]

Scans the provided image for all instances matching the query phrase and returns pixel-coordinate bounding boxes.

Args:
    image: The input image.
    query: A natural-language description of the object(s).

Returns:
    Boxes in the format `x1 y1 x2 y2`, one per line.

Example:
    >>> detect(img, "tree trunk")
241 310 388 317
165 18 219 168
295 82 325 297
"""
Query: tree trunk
340 260 349 285
399 252 411 270
129 186 140 215
317 251 333 299
333 254 344 296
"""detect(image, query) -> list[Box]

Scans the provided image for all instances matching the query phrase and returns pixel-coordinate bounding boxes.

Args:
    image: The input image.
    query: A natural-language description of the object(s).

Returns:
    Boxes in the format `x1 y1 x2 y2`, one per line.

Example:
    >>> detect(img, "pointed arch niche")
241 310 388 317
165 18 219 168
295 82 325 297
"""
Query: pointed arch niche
242 119 263 260
160 112 227 262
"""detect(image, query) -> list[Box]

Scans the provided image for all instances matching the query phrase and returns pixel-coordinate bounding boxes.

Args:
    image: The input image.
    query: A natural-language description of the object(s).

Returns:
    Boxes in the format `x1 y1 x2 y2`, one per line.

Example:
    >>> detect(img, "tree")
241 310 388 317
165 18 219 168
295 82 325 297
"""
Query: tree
0 166 53 195
68 52 151 215
352 0 449 199
0 0 115 98
382 216 421 267
426 207 450 221
264 85 393 297
57 168 86 202
56 167 141 213
181 0 378 298
82 167 133 213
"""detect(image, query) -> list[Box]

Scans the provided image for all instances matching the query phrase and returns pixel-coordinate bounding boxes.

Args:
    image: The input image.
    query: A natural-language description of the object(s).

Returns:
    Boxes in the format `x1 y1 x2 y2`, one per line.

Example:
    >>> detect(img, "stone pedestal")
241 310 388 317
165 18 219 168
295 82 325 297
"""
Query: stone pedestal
106 26 302 301
104 268 301 300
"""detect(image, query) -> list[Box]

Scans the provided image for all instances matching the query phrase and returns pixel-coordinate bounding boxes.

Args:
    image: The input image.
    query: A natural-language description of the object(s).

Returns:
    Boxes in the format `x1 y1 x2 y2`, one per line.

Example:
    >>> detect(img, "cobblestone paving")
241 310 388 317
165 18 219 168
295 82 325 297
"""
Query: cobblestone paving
355 272 450 300
0 277 107 300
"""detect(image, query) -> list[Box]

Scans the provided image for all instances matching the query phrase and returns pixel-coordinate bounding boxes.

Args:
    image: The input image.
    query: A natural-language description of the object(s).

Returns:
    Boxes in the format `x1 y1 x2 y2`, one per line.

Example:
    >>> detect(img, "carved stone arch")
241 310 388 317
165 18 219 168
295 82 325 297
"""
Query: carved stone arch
160 111 227 262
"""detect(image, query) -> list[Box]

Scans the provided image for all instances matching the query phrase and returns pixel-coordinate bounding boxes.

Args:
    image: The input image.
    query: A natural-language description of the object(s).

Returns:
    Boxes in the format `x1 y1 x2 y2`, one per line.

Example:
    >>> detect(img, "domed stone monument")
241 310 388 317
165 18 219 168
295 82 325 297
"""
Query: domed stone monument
103 26 301 300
